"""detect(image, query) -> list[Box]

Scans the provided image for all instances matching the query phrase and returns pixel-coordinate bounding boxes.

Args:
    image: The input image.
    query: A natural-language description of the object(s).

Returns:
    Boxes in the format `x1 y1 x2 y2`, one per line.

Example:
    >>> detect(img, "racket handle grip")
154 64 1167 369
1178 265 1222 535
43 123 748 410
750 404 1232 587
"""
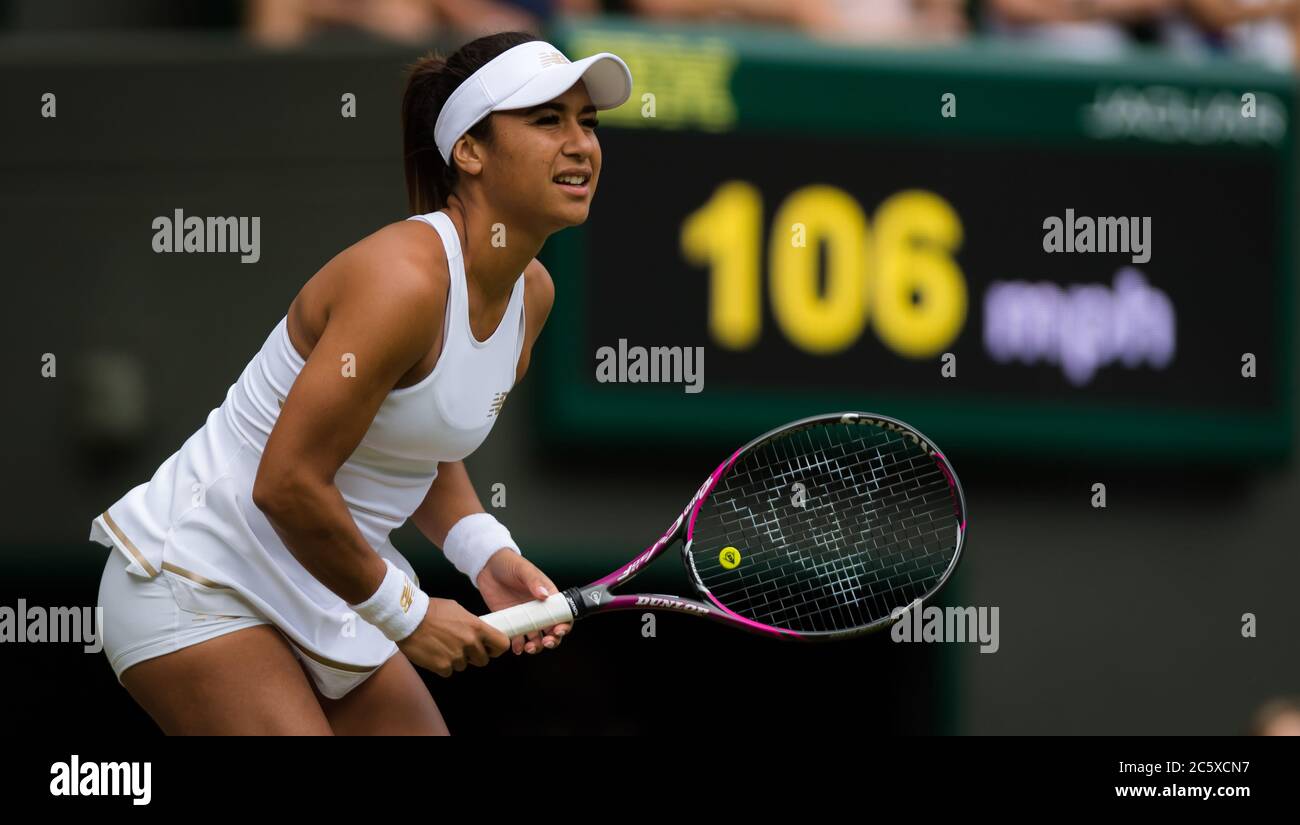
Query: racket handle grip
480 592 575 638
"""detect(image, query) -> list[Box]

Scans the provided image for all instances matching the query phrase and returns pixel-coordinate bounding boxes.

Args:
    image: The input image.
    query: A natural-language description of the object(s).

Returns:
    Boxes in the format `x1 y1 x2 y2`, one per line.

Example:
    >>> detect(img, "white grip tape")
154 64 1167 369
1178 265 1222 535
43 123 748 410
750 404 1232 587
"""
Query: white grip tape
480 592 574 638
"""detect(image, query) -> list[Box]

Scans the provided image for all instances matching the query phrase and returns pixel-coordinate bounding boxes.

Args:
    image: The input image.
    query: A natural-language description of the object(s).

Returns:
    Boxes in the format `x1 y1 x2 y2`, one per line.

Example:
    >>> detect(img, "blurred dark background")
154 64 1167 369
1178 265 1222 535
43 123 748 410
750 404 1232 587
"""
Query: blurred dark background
2 0 1297 735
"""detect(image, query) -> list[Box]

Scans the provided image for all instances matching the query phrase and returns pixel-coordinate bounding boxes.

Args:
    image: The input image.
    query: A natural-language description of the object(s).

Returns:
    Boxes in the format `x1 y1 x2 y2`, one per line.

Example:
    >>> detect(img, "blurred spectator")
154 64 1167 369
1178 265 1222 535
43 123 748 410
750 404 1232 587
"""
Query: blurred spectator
566 0 967 45
246 0 544 47
1249 696 1300 735
1170 0 1298 70
809 0 969 43
432 0 549 37
985 0 1180 59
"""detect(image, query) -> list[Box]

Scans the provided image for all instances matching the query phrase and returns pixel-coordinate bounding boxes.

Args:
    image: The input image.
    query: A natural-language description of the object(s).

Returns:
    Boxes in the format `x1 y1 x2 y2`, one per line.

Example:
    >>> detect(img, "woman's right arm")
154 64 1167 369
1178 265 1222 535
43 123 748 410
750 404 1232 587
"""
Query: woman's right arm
251 222 509 674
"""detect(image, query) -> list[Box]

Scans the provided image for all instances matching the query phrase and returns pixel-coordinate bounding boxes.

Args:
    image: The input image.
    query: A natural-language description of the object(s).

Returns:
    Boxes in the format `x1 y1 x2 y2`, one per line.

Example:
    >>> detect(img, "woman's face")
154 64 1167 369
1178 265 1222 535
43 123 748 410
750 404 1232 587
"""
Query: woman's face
478 81 602 231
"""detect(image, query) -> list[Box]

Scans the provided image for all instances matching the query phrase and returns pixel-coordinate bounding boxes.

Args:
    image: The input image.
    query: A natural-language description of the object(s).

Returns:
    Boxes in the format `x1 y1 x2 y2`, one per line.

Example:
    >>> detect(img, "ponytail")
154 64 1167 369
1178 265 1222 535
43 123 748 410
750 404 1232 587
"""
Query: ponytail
401 32 540 214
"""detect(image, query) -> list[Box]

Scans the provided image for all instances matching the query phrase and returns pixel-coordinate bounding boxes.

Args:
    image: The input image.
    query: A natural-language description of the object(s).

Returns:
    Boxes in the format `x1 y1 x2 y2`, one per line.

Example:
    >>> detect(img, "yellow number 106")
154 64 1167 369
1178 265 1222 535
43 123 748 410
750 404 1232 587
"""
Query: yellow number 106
680 182 967 358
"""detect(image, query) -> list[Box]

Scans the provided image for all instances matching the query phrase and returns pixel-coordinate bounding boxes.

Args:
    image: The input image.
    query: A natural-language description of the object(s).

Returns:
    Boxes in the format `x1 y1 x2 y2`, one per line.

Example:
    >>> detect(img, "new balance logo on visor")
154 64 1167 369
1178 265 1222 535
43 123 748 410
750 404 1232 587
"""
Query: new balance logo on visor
538 51 569 67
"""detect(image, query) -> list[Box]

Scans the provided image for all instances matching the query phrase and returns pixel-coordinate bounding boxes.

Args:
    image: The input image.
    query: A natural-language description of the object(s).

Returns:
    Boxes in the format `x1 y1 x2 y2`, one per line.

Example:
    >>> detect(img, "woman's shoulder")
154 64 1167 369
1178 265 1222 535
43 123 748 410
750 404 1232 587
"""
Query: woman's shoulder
298 220 450 333
330 219 450 297
359 218 452 283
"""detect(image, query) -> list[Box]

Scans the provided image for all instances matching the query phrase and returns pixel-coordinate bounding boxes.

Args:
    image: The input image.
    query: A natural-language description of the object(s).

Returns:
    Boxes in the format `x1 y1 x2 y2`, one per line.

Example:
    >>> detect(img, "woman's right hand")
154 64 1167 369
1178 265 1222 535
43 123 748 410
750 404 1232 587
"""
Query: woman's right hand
396 597 511 677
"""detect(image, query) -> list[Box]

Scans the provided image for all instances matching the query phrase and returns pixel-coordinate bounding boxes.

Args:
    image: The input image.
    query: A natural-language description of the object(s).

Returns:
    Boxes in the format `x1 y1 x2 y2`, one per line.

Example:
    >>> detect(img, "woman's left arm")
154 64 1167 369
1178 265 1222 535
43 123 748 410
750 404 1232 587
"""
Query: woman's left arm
410 460 568 655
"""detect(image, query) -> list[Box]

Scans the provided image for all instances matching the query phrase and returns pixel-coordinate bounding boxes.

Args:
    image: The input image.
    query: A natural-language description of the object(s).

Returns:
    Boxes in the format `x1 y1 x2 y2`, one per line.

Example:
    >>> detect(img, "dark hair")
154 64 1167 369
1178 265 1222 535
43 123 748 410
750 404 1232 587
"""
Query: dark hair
402 31 540 214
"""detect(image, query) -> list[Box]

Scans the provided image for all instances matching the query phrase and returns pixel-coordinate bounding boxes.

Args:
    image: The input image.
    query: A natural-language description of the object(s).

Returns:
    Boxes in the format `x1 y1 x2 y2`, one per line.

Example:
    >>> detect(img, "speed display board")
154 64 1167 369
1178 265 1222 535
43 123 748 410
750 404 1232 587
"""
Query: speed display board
538 21 1295 462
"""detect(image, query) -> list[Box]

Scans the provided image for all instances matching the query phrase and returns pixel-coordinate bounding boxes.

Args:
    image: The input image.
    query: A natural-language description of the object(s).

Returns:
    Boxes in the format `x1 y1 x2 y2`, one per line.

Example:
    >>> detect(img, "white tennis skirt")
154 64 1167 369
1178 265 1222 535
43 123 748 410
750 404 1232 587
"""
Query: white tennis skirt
95 550 397 699
88 406 417 700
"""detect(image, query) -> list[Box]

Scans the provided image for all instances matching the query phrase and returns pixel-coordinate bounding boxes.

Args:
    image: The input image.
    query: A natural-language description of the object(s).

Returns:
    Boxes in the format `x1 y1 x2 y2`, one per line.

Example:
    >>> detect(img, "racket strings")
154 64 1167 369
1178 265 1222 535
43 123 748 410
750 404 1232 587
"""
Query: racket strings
778 437 955 628
706 474 953 630
689 422 960 633
771 440 956 629
702 464 952 629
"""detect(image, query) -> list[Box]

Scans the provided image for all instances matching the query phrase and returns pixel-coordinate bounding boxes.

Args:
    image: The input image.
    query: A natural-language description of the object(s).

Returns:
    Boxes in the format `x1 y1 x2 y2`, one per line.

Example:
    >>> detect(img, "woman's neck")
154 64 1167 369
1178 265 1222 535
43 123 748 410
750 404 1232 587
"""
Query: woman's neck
443 196 542 302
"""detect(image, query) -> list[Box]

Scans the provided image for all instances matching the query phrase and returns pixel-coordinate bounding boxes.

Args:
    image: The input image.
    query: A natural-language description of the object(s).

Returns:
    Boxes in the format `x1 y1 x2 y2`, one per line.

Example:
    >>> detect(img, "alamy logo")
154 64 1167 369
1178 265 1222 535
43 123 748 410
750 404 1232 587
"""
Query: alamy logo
0 600 103 652
595 339 704 394
50 756 151 805
890 599 999 653
151 209 261 263
1042 210 1151 264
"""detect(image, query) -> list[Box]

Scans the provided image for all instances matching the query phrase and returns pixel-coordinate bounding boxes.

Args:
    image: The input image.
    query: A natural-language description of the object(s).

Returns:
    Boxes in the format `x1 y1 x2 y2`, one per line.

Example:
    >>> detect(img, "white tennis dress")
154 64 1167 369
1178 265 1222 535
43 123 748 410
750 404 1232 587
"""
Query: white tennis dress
89 210 526 698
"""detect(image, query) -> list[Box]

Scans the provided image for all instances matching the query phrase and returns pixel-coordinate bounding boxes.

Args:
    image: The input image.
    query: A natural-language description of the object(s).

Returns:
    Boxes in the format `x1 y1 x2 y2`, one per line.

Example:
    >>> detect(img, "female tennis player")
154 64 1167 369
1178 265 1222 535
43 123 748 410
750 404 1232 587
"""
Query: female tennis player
87 32 633 735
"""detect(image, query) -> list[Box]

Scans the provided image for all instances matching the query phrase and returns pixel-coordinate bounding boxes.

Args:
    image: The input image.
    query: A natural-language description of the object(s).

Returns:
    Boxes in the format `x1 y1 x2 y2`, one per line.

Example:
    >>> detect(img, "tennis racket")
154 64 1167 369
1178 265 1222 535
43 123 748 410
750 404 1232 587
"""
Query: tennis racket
480 412 967 641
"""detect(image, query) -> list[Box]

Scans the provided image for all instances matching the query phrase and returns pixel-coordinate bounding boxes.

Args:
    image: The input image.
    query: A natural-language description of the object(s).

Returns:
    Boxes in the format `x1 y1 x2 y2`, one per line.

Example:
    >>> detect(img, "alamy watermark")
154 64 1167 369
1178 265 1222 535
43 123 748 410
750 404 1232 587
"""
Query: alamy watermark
50 756 151 805
595 339 704 393
0 600 103 652
890 599 999 653
1042 209 1151 264
152 209 261 263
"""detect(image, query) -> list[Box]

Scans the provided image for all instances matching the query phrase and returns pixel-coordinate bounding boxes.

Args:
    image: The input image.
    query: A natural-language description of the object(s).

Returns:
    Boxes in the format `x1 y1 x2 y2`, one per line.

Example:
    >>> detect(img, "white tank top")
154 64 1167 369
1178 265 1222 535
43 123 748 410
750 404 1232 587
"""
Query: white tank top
88 210 527 673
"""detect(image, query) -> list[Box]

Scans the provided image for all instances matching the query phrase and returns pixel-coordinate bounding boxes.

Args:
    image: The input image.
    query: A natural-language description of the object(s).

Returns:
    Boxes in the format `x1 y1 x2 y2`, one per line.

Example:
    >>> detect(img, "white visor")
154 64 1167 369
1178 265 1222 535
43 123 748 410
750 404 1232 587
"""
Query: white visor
433 40 633 164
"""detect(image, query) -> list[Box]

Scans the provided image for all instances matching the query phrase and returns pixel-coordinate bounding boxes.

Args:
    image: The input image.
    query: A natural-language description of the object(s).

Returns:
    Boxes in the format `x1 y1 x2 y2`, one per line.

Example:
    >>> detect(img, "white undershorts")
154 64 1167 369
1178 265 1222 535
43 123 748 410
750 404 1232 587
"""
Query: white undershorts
96 553 396 699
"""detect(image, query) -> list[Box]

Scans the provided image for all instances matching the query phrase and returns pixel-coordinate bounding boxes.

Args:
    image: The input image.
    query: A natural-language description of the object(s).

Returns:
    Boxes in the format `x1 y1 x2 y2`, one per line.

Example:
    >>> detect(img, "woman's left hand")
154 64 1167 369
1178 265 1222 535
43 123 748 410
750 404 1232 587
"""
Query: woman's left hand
476 549 570 655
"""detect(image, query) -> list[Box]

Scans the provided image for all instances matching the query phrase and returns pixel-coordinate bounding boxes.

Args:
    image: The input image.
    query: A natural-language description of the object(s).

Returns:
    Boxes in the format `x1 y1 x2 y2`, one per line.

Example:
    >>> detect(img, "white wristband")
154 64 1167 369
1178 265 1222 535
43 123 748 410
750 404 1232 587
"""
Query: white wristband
443 512 521 587
349 559 429 642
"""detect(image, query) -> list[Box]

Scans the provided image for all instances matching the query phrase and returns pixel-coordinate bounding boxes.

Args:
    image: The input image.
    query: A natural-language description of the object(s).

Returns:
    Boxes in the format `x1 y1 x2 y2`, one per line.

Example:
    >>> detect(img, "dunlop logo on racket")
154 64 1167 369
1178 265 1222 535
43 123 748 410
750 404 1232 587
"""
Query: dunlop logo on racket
719 547 742 569
841 412 942 458
635 596 711 615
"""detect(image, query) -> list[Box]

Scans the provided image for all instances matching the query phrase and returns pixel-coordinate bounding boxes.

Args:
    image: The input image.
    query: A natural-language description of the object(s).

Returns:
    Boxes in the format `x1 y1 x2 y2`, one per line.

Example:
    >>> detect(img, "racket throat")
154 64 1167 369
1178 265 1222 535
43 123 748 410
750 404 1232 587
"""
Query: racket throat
562 586 593 619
